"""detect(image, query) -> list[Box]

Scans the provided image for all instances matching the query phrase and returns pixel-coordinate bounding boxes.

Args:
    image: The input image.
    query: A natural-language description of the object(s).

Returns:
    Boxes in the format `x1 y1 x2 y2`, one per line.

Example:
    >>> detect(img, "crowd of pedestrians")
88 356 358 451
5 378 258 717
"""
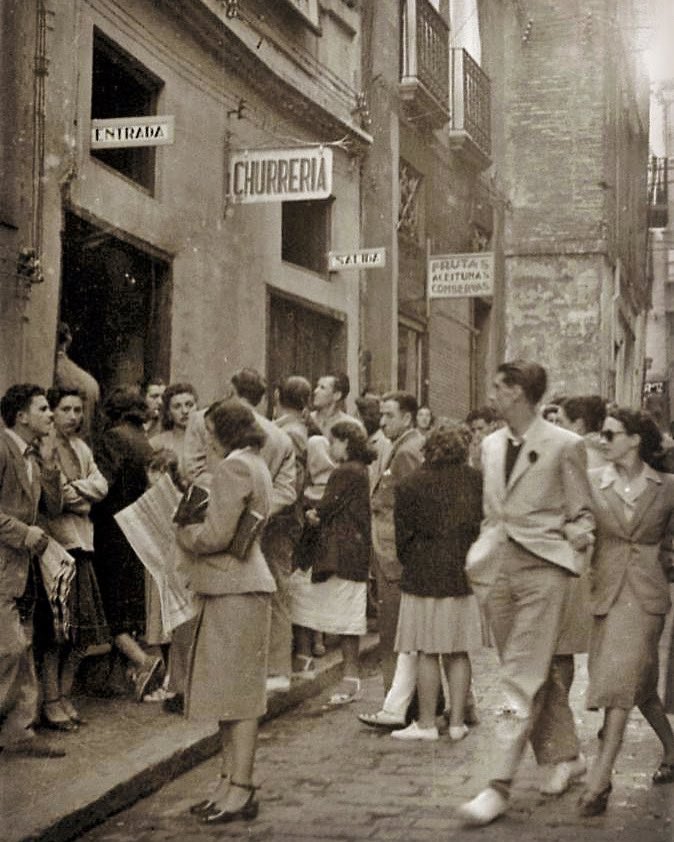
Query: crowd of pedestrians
1 355 674 829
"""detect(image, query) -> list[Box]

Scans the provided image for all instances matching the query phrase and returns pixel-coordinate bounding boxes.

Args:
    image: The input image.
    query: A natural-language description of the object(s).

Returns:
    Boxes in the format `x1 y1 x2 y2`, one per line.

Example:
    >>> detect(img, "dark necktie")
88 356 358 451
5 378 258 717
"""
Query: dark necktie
504 438 523 483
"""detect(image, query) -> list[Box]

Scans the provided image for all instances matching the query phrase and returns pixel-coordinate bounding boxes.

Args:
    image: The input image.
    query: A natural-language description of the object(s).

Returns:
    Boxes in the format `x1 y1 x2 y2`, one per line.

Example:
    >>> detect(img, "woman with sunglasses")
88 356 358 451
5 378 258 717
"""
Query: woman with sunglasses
580 409 674 815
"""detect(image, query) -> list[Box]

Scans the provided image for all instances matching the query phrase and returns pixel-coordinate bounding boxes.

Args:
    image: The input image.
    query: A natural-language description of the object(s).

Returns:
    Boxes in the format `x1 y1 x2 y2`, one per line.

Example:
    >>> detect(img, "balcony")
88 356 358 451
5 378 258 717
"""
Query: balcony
648 155 668 229
449 48 491 170
399 0 449 130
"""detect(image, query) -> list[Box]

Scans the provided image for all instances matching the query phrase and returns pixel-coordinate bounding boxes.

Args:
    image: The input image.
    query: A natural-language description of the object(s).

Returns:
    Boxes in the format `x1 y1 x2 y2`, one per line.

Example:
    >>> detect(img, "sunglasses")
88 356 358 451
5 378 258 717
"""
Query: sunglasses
599 429 626 442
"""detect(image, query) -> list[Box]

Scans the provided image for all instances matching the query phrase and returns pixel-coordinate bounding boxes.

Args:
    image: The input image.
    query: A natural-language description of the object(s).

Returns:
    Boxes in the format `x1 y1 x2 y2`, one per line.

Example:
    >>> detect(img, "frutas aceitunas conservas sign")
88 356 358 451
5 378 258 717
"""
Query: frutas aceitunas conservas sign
228 147 333 204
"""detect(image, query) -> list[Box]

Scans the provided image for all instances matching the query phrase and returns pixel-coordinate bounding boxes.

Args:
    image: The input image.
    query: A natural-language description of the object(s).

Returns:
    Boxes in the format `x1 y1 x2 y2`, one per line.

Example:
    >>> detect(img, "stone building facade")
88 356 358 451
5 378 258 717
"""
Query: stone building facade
0 0 370 408
493 0 651 404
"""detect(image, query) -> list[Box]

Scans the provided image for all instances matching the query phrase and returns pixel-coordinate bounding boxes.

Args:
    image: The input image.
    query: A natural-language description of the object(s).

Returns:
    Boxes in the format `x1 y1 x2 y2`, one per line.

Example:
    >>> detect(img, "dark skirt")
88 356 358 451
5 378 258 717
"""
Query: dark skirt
94 519 146 638
68 549 110 651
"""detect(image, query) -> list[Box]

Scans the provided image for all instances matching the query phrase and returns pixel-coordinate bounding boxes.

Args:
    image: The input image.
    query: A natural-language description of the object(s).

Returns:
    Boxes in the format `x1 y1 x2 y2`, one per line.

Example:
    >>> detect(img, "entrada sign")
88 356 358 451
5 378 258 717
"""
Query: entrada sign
91 116 175 148
428 252 494 298
228 147 332 204
328 248 386 271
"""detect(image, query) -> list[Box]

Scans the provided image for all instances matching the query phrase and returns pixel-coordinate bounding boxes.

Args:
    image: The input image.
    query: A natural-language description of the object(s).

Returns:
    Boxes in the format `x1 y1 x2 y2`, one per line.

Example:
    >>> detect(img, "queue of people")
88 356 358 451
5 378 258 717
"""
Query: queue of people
1 359 673 831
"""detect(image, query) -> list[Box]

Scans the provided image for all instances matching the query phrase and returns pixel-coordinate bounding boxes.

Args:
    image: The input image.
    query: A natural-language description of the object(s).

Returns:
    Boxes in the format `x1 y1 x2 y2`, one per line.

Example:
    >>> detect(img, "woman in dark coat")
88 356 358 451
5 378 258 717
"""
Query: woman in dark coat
391 425 483 742
290 420 373 705
579 409 674 816
92 387 163 700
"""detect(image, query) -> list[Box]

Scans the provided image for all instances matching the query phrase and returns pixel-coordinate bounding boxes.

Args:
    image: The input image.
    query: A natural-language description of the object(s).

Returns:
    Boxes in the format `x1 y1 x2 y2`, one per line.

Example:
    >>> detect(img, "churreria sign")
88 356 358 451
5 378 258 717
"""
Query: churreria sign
228 147 333 204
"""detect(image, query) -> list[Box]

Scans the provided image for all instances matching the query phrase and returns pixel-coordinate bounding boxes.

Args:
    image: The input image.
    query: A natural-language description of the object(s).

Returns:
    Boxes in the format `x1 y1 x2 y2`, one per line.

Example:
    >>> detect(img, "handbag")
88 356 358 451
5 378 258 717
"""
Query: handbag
228 505 266 561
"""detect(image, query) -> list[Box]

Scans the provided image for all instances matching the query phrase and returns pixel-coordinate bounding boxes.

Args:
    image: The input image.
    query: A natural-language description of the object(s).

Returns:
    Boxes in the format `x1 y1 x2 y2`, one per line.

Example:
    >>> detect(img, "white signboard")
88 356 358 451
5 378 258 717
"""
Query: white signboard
228 147 332 204
428 252 494 298
91 116 175 148
328 248 386 271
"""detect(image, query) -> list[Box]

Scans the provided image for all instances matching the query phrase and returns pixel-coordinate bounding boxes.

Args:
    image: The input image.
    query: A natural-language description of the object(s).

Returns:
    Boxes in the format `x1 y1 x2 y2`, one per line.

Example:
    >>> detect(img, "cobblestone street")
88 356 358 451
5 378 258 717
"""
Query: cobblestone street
78 647 673 842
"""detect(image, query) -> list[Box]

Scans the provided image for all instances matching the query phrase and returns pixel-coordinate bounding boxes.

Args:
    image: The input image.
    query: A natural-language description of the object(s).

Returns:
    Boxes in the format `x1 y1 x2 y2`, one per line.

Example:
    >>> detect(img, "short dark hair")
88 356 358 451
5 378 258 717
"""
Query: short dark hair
160 383 198 430
278 376 311 412
205 398 266 451
328 371 350 402
465 406 498 425
382 390 418 423
231 368 266 407
147 447 181 487
560 395 606 434
355 393 382 437
47 386 82 410
607 407 663 468
141 377 165 396
1 384 46 428
497 360 547 406
330 420 375 465
424 424 469 466
103 386 148 427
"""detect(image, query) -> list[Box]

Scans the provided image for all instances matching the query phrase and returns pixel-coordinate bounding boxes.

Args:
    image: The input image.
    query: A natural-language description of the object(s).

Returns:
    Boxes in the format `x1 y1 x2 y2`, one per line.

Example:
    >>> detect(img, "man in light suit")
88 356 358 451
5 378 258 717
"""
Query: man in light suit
459 361 595 826
0 384 64 757
184 369 296 690
368 392 425 698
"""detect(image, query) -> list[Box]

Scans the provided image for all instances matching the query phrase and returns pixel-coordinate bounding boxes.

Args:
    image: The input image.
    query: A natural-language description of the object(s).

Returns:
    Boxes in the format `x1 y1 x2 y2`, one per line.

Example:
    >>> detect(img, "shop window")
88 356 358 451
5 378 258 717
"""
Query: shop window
398 321 424 400
90 30 162 192
282 199 331 274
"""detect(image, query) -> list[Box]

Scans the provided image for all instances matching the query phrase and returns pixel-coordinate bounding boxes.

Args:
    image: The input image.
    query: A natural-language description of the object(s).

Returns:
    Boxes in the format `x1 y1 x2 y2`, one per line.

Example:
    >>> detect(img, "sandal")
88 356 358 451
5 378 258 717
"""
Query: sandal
328 676 361 706
291 655 316 679
653 761 674 784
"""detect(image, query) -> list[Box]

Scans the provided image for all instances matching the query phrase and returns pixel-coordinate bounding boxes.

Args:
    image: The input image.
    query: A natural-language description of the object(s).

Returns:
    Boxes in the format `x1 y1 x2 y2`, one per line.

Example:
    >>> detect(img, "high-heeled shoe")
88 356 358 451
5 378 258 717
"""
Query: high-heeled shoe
200 781 258 824
577 782 612 817
60 696 86 726
41 699 78 732
188 773 228 815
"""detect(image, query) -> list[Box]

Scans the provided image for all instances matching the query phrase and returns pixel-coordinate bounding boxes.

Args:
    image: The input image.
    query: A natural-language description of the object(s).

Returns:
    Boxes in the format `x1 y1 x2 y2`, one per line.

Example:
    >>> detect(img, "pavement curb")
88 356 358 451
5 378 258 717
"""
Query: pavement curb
23 634 379 842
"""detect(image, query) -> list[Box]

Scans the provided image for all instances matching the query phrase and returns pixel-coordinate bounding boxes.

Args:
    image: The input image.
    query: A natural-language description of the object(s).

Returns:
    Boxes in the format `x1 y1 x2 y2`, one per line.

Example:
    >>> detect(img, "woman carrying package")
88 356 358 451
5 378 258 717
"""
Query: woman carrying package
176 399 274 826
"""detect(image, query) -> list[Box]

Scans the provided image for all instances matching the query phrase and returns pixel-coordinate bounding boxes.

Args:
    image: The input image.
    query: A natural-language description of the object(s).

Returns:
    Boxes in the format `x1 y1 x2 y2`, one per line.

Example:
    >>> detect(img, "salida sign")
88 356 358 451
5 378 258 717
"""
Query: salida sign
428 253 494 298
328 248 386 271
228 147 333 204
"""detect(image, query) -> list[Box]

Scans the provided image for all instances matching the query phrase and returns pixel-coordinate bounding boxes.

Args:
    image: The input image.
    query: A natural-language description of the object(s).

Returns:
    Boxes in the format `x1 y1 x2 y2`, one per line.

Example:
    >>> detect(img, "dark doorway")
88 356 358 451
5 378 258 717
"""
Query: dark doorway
60 211 171 397
267 292 346 410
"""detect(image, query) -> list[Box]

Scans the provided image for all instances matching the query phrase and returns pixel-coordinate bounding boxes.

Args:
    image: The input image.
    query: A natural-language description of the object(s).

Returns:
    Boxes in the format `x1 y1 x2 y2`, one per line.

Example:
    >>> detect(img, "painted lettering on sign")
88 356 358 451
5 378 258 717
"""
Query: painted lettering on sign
328 248 386 271
228 147 333 204
428 253 494 298
90 116 175 149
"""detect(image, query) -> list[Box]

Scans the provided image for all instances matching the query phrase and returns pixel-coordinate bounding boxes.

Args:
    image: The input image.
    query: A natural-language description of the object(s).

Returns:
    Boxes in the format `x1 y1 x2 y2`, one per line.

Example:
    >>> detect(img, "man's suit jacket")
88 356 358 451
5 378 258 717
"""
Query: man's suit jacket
0 430 63 597
371 427 425 582
184 406 296 516
588 464 674 617
466 416 595 587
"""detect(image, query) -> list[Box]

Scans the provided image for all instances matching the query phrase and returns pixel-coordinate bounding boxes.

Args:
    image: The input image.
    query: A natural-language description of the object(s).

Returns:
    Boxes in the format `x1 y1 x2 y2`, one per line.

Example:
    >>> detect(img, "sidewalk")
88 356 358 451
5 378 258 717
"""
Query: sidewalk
1 633 379 842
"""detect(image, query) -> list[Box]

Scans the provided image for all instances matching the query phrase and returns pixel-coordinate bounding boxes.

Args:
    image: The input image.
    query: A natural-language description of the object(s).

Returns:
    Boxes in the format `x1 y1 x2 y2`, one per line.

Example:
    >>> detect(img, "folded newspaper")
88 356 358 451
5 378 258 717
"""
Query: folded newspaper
39 538 76 639
115 472 196 634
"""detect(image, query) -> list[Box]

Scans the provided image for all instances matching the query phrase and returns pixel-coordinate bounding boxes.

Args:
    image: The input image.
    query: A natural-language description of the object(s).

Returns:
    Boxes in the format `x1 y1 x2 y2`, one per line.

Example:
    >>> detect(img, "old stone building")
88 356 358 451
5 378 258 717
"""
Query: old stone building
492 0 651 403
361 0 496 418
0 0 371 407
0 0 654 413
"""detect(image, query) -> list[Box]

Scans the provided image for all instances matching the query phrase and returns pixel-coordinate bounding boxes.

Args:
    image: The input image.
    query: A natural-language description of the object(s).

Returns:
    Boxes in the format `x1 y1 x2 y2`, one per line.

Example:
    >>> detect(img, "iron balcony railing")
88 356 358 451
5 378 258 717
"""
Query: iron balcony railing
400 0 449 126
648 155 668 229
450 47 491 160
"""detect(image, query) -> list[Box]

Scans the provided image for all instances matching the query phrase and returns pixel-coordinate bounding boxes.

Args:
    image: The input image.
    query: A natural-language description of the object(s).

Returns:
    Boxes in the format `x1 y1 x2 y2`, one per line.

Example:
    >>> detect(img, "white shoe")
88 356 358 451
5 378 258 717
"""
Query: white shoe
457 787 508 826
391 721 439 741
448 724 469 741
266 676 291 693
540 753 587 795
358 709 406 729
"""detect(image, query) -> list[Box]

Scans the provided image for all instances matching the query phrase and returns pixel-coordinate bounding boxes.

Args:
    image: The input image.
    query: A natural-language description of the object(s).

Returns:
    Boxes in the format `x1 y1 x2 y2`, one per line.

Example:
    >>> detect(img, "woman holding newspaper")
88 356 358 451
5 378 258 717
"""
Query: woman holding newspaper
176 398 274 826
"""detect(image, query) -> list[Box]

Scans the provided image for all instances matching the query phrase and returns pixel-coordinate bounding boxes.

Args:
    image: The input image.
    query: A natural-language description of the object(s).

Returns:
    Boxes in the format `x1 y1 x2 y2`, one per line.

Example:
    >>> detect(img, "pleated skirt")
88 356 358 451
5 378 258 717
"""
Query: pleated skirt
186 592 271 722
395 592 482 655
